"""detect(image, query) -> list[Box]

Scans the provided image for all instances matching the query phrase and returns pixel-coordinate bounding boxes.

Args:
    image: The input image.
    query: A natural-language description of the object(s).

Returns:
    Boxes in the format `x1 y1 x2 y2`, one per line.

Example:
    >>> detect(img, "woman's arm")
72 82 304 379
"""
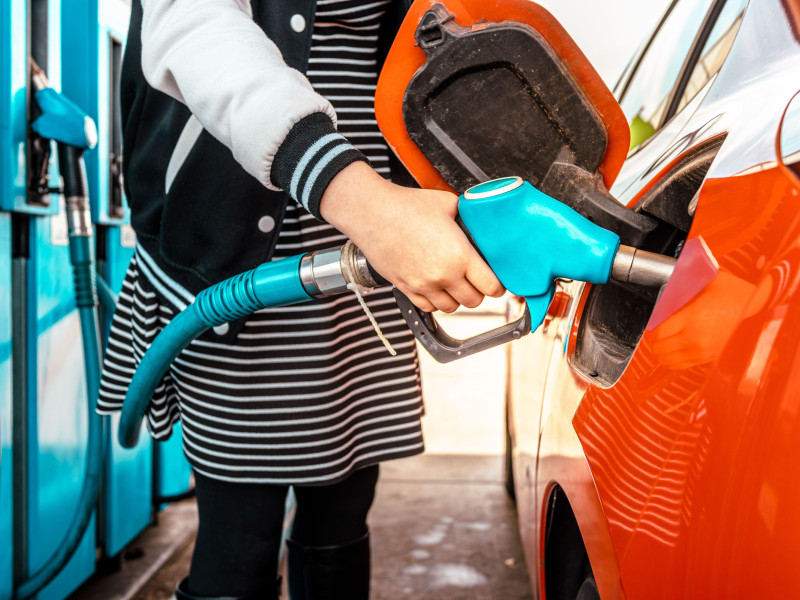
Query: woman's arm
139 0 504 311
140 0 338 193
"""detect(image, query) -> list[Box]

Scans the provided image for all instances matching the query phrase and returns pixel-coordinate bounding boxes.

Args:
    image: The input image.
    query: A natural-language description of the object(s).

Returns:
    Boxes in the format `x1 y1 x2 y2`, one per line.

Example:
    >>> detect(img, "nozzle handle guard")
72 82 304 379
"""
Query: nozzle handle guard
393 289 531 363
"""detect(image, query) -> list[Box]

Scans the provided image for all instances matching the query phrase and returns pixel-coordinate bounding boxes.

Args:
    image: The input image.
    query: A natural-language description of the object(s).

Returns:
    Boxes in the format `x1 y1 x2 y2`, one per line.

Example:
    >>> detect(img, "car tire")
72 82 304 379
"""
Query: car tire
575 576 600 600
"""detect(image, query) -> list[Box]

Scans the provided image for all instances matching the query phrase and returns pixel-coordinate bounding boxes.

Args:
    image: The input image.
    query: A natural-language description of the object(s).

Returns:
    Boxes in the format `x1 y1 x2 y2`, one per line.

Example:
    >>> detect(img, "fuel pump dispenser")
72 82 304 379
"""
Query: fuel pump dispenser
118 176 676 448
13 62 104 600
5 0 105 593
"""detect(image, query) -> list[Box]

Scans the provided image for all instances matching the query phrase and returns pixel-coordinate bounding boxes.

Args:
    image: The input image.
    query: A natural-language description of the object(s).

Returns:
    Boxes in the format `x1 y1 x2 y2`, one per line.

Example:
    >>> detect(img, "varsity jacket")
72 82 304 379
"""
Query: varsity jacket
121 0 413 341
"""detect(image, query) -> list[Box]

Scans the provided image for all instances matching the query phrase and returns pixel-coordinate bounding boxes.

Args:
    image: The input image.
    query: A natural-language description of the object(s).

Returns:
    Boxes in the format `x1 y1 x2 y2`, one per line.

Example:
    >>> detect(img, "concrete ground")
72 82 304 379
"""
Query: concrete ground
370 303 531 599
72 301 532 599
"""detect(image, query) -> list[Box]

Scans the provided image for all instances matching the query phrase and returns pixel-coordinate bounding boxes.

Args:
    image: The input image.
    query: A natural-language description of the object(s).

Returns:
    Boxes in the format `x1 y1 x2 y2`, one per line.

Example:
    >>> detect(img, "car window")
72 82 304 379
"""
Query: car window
619 0 715 151
675 0 748 113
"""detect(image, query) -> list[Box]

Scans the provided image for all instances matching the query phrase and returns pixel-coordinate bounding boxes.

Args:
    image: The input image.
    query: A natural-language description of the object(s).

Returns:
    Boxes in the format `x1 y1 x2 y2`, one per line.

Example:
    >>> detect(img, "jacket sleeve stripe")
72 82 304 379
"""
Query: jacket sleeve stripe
290 133 343 200
300 143 357 210
272 113 368 219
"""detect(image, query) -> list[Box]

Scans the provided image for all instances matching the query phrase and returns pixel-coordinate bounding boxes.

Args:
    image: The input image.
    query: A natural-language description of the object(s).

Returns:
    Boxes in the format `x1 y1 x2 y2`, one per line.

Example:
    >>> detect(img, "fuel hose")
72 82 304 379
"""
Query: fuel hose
15 144 104 600
118 243 386 448
119 255 314 448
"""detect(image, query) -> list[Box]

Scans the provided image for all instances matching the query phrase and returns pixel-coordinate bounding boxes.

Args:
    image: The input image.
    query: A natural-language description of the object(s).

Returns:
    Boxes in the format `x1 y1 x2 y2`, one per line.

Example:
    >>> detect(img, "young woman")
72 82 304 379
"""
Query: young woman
97 1 503 598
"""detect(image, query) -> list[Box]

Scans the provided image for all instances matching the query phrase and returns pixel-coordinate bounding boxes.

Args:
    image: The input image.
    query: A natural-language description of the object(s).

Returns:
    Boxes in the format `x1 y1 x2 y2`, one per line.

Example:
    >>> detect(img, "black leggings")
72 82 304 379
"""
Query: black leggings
188 465 379 597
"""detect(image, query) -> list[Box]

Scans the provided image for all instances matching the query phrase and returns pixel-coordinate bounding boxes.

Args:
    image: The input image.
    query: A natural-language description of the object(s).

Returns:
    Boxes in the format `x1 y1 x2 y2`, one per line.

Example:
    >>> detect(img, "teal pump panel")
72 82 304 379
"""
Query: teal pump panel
60 0 154 558
0 215 14 600
60 0 129 225
0 0 32 214
155 424 194 505
22 209 97 600
0 0 60 216
1 4 20 600
99 226 146 558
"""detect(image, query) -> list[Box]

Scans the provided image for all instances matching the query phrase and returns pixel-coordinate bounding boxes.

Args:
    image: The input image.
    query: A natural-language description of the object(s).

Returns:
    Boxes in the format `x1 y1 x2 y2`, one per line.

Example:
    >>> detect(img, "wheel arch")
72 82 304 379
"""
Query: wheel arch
538 475 625 600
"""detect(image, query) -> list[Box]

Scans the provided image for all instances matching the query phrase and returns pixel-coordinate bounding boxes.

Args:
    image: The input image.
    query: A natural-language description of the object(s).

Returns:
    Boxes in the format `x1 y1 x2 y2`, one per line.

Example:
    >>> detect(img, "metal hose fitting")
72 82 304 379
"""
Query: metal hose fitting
611 245 677 288
300 242 381 297
341 241 382 288
299 247 349 297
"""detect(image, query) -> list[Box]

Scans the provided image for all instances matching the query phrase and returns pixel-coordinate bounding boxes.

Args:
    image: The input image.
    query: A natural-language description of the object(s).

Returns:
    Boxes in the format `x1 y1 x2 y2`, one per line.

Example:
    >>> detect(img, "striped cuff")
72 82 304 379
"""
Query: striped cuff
271 112 368 220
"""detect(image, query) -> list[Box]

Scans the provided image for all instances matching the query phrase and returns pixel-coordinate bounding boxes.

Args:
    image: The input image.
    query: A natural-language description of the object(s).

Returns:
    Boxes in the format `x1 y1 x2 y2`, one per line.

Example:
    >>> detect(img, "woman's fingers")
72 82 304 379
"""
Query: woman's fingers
465 255 505 298
444 278 485 309
402 253 501 314
400 288 460 314
402 290 436 314
426 290 460 314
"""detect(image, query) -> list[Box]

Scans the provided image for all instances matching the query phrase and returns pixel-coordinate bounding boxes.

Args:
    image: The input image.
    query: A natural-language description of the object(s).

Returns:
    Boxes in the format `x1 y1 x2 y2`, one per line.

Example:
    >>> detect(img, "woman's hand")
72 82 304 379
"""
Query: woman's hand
320 161 505 313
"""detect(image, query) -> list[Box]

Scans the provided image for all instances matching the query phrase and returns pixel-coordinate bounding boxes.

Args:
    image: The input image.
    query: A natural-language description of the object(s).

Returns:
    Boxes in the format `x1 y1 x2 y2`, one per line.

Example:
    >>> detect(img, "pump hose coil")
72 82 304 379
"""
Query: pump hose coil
194 268 264 325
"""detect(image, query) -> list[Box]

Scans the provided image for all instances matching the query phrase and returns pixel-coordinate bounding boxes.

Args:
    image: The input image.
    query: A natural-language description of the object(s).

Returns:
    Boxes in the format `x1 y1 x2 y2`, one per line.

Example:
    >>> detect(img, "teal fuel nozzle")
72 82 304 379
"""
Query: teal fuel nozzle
459 176 619 328
397 176 677 362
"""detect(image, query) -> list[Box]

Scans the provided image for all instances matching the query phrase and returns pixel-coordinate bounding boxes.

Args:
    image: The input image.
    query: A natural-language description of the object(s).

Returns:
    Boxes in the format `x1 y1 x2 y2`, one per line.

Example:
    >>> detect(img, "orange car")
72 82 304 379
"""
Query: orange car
376 0 800 598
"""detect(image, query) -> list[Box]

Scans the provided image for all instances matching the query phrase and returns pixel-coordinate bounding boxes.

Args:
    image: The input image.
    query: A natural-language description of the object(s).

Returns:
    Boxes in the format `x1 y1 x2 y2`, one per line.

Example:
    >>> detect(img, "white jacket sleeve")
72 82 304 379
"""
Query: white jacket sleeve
140 0 338 191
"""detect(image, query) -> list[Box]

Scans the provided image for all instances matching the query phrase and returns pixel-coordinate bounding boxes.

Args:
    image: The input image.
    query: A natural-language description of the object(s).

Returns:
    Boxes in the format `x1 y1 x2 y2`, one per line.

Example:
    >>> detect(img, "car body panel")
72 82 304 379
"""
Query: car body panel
560 0 800 597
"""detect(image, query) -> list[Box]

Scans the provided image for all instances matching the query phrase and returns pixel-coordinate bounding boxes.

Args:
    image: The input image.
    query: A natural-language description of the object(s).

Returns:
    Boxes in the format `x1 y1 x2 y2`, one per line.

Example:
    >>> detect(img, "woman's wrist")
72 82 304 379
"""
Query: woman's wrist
319 161 395 238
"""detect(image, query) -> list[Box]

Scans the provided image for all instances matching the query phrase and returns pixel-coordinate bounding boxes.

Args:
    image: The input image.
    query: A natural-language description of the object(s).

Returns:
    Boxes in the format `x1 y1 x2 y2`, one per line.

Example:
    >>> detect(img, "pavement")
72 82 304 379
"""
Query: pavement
369 303 532 599
72 301 533 599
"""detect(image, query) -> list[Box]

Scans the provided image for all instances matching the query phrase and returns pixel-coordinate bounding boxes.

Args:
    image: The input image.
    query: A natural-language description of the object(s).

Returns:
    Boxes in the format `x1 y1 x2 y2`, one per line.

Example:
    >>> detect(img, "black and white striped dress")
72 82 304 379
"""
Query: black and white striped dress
98 0 425 485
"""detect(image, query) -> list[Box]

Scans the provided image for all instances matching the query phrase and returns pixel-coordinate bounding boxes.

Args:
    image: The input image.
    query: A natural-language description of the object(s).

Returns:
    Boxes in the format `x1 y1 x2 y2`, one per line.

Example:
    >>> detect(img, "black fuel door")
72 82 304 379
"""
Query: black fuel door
399 4 656 246
404 5 607 191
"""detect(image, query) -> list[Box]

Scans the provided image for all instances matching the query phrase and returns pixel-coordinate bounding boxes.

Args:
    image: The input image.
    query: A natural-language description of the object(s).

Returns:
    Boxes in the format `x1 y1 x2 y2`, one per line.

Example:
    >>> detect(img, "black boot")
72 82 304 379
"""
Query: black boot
173 576 282 600
286 531 370 600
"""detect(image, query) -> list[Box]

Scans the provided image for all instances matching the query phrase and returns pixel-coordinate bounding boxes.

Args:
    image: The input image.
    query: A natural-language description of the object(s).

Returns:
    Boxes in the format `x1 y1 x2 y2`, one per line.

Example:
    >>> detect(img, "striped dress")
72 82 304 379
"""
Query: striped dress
97 0 426 485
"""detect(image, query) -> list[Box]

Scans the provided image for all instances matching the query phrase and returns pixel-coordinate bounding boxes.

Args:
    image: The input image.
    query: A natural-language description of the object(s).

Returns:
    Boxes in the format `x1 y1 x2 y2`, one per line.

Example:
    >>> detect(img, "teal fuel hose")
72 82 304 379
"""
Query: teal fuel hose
119 255 313 448
15 143 105 599
117 307 207 448
96 274 117 315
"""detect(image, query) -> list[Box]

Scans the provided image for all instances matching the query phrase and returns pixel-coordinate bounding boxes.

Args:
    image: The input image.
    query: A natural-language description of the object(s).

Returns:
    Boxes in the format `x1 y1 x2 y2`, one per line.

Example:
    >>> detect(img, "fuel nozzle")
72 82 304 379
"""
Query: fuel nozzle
351 177 679 363
458 177 676 331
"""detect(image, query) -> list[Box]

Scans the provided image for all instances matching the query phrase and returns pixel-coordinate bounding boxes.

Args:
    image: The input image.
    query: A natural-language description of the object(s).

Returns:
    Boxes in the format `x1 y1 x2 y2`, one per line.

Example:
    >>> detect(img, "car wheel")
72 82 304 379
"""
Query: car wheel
575 576 600 600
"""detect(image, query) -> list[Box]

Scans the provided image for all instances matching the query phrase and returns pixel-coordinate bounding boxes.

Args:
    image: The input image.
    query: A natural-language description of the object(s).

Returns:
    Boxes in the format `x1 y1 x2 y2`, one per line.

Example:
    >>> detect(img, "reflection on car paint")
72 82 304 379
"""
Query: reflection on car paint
574 161 800 597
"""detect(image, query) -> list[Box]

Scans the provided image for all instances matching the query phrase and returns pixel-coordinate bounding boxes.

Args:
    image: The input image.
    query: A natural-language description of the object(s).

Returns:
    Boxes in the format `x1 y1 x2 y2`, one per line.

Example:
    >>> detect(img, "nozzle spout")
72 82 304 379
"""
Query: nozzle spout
611 245 676 288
